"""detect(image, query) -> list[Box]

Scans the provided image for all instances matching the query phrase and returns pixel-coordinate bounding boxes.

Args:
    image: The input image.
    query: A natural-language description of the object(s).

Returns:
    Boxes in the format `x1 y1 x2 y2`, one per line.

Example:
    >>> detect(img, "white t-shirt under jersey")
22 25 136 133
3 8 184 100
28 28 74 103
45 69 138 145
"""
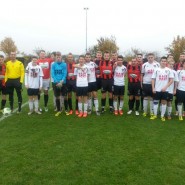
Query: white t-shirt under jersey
25 63 44 89
152 67 174 92
177 70 185 91
86 61 97 83
168 69 178 94
113 65 127 86
74 64 90 87
142 61 160 84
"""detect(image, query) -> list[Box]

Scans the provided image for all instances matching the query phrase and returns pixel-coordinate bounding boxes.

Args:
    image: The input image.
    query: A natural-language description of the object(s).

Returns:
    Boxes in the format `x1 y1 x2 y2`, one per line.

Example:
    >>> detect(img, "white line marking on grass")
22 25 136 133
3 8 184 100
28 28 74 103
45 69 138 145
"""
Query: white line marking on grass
0 88 53 122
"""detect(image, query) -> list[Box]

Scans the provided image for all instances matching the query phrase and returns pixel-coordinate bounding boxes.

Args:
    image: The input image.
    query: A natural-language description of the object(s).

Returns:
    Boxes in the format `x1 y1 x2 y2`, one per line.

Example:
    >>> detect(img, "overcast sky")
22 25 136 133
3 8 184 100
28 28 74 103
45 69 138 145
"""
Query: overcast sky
0 0 185 56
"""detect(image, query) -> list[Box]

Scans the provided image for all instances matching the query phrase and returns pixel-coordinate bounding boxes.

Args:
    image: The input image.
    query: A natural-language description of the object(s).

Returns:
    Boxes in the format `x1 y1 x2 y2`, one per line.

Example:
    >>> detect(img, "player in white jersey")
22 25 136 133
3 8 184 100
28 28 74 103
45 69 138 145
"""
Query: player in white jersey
166 60 178 120
25 56 43 115
85 53 100 116
176 59 185 121
113 55 127 115
150 57 174 121
74 55 90 118
141 53 160 117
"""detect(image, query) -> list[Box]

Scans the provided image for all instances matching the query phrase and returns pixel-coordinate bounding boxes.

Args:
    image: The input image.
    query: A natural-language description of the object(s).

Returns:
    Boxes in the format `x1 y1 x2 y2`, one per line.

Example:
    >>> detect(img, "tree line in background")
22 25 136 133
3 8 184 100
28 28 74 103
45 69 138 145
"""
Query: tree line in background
0 35 185 64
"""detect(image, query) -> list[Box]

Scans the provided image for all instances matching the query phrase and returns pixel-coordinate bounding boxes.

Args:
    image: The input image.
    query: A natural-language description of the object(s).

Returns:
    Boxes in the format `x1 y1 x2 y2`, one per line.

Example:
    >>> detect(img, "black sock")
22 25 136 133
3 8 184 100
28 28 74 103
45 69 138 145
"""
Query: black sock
136 100 140 111
141 97 143 110
1 100 6 109
76 99 78 110
175 98 178 111
129 99 134 110
109 98 113 108
68 98 72 110
44 95 48 107
101 98 106 106
56 99 60 111
18 101 22 112
38 94 40 101
64 99 68 111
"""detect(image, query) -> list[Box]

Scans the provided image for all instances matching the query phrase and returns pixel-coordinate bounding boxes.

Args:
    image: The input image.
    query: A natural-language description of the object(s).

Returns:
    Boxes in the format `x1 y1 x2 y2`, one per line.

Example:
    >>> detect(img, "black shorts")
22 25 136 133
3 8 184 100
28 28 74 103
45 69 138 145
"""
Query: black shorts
113 85 125 96
128 82 141 96
53 83 67 97
167 93 173 102
153 91 168 101
176 89 185 103
66 79 76 93
5 78 22 93
142 84 153 97
96 78 102 90
101 79 113 93
76 87 88 96
88 82 97 92
27 88 40 96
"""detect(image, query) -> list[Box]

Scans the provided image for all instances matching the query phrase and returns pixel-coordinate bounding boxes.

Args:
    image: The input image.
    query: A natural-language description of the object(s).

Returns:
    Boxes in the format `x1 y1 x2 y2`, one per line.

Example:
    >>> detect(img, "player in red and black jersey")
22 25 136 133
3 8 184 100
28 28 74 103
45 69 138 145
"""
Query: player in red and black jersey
127 58 141 116
66 53 79 115
100 51 114 113
0 55 7 110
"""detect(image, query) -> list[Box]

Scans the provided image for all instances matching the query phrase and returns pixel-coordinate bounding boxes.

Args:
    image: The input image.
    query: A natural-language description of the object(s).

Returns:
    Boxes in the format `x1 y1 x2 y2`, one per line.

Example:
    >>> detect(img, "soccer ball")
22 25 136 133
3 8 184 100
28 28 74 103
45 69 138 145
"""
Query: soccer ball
3 108 11 116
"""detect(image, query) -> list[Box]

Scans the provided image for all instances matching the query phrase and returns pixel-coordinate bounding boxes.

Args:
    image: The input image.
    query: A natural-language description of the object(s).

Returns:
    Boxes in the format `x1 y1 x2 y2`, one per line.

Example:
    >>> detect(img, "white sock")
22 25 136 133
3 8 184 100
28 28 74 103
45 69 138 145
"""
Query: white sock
78 103 82 112
84 103 88 113
119 100 124 110
94 99 99 111
34 99 39 112
150 100 154 114
88 98 92 110
29 100 34 111
153 103 158 116
178 104 183 116
161 104 167 117
167 106 172 116
113 100 118 111
160 104 162 113
143 99 148 113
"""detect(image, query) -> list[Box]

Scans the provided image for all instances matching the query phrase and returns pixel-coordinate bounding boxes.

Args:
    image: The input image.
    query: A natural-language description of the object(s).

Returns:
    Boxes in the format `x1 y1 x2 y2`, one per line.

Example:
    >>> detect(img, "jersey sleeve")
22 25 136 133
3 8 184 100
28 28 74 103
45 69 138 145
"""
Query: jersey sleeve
151 69 157 79
141 64 145 74
25 66 29 86
174 71 179 82
74 68 78 76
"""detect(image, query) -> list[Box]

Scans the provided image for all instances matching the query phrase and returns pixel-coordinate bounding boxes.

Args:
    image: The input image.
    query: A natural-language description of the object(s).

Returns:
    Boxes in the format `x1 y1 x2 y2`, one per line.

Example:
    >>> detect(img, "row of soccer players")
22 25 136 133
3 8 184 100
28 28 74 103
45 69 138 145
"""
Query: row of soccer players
1 51 185 121
25 51 185 121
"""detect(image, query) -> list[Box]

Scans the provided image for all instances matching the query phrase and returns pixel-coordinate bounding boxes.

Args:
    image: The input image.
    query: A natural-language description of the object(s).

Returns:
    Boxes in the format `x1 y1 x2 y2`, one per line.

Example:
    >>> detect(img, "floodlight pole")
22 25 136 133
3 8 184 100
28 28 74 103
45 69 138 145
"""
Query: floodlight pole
84 7 89 53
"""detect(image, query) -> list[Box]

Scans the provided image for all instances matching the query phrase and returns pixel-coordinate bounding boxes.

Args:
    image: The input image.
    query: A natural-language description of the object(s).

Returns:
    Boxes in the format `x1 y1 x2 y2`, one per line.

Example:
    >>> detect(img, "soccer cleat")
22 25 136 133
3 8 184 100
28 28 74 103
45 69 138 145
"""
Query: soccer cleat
150 115 157 120
179 116 183 121
150 113 154 116
114 110 118 116
167 116 172 120
54 108 57 112
69 110 73 115
83 112 88 118
75 110 79 115
96 111 101 116
78 112 83 117
35 111 42 115
87 110 92 115
55 111 61 117
110 108 114 113
65 111 70 116
127 110 132 115
44 107 48 112
143 112 147 117
101 108 105 114
28 111 33 115
119 110 123 115
174 111 178 116
39 108 43 112
135 111 140 116
161 117 165 122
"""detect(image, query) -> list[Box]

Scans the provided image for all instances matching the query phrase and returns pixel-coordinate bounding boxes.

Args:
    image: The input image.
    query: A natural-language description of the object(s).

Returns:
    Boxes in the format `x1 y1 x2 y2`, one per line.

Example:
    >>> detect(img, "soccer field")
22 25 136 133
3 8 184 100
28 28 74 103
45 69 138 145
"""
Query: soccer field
1 89 185 185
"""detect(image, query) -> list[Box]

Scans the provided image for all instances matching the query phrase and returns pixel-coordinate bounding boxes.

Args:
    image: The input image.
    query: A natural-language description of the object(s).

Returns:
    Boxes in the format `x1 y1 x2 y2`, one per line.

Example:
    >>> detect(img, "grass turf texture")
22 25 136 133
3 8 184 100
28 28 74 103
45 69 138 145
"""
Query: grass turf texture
1 88 185 185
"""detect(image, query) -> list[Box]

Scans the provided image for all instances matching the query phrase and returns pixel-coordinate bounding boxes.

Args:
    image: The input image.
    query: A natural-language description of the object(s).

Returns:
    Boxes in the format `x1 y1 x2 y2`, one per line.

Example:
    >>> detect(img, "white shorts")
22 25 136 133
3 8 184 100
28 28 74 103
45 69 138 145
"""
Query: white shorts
42 79 50 90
